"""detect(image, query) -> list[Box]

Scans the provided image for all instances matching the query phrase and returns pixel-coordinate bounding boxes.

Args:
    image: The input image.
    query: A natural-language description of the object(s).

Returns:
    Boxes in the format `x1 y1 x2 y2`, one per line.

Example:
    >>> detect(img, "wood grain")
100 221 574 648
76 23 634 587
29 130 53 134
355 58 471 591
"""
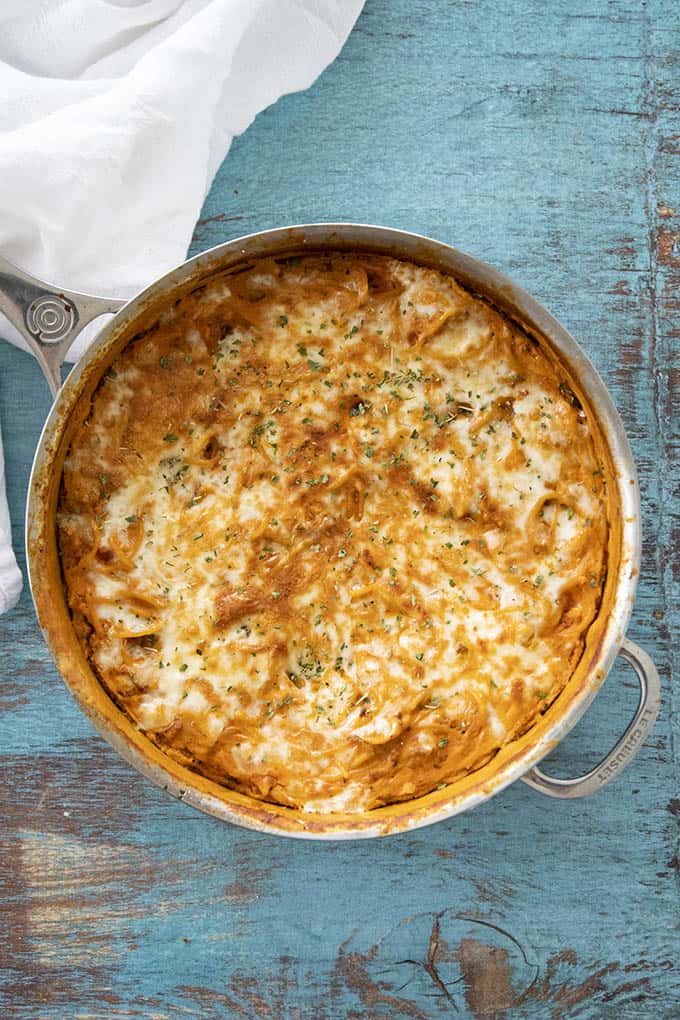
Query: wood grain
1 0 678 1016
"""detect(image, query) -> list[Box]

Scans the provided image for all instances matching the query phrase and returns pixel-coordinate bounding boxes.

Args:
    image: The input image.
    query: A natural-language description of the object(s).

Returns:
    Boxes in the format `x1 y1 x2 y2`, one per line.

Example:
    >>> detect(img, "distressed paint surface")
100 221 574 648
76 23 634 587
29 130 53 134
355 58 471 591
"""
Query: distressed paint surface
0 0 678 1017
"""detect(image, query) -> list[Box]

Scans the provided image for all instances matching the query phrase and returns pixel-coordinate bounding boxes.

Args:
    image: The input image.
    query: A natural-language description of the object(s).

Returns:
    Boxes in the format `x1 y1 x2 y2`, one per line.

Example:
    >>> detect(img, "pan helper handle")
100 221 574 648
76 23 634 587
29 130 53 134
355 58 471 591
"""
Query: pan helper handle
521 638 661 799
0 254 125 397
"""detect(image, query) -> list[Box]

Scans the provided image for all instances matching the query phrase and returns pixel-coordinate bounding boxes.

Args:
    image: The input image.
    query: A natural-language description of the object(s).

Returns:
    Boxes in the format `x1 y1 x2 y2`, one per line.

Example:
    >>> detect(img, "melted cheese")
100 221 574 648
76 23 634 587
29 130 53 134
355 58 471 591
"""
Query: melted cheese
58 255 608 812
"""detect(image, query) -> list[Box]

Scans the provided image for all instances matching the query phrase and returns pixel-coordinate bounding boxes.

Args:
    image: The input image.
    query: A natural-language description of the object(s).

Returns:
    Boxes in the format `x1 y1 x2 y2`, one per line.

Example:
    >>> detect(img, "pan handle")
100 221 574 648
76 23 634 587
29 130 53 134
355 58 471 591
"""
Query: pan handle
521 638 661 799
0 254 125 397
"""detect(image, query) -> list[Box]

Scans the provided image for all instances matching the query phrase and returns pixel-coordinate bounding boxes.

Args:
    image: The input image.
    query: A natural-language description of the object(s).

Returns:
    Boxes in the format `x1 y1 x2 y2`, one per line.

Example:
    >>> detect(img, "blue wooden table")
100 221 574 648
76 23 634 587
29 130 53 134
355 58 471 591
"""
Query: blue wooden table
1 2 678 1016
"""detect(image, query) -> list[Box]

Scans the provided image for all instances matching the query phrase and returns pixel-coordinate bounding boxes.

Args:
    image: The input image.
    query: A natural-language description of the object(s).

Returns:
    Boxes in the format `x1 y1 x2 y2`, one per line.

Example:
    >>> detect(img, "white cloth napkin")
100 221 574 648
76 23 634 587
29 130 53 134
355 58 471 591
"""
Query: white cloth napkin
0 0 364 613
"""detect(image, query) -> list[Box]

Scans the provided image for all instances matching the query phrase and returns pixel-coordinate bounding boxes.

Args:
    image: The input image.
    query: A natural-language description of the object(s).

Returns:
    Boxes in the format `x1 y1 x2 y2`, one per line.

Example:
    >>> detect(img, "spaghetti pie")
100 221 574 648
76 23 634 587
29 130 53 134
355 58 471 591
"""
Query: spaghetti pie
58 254 608 812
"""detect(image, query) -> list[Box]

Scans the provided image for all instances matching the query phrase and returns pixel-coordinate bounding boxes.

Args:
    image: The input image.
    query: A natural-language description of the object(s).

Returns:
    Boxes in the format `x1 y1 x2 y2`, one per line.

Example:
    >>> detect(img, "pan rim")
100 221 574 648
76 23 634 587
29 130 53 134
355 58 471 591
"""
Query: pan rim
25 222 640 838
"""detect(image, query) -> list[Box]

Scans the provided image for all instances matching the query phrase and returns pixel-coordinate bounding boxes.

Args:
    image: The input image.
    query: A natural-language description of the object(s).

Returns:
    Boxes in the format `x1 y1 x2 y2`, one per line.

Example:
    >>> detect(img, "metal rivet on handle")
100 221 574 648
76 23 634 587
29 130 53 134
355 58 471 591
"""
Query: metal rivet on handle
25 294 76 343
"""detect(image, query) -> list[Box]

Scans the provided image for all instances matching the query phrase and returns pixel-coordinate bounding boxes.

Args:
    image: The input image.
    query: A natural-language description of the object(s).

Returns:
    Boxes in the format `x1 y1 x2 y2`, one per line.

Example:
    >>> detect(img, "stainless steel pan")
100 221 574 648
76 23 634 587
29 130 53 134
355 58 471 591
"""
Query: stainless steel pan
0 224 661 837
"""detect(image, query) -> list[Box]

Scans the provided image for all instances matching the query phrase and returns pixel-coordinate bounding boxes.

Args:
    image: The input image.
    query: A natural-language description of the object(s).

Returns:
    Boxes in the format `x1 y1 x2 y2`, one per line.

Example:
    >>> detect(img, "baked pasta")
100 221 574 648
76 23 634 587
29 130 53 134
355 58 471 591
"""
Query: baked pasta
58 254 608 812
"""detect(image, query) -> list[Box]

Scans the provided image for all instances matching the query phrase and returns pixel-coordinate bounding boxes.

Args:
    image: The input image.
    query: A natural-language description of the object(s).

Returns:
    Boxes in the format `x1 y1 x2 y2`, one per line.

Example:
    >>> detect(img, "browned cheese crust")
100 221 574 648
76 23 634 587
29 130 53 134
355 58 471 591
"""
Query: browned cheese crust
58 255 608 812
